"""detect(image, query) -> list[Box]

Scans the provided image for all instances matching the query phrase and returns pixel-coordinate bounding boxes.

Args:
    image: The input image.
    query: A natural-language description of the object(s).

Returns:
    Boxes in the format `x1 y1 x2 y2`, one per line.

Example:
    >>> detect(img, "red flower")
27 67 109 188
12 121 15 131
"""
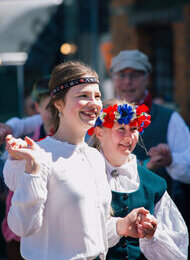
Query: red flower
136 104 149 115
102 104 118 128
129 119 139 128
87 127 95 136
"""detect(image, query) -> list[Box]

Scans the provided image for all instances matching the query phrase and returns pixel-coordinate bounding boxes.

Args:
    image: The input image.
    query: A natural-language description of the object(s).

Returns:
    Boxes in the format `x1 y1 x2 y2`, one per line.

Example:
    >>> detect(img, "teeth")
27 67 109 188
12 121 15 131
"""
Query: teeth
120 143 131 147
84 111 94 115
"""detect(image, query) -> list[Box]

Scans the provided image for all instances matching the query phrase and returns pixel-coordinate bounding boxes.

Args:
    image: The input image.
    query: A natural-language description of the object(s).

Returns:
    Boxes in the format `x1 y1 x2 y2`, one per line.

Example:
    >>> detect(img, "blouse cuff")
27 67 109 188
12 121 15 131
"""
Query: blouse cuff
107 217 122 248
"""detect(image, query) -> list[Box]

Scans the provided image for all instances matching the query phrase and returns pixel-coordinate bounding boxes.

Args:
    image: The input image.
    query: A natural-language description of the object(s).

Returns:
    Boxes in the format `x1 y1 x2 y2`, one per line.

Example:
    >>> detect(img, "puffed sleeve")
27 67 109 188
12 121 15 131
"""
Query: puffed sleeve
166 112 190 183
3 156 26 191
139 191 188 260
7 153 51 238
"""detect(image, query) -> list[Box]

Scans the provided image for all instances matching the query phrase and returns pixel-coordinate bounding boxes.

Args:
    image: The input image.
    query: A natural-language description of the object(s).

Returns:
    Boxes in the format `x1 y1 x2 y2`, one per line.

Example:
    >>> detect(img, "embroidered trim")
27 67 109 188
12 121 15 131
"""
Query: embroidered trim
50 77 99 97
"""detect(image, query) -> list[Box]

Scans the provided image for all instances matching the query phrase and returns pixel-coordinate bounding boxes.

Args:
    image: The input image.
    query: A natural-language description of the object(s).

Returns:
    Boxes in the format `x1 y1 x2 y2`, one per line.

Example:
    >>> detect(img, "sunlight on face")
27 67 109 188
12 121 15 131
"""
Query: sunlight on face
62 83 102 131
100 123 139 166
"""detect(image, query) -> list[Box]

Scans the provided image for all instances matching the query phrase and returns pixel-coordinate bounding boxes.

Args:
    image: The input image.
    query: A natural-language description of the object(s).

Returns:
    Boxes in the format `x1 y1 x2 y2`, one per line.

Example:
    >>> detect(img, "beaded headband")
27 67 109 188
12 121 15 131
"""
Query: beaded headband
88 103 151 136
50 77 99 97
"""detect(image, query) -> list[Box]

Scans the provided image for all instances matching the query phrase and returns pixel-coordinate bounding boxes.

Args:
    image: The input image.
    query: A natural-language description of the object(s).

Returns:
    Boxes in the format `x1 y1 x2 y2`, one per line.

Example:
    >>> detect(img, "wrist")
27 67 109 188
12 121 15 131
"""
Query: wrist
116 218 127 237
25 159 40 174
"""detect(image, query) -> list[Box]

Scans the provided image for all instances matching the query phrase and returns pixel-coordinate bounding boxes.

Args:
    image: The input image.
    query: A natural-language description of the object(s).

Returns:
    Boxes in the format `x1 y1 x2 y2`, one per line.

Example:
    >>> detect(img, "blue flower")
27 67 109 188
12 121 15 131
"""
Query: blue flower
95 117 103 127
117 104 135 125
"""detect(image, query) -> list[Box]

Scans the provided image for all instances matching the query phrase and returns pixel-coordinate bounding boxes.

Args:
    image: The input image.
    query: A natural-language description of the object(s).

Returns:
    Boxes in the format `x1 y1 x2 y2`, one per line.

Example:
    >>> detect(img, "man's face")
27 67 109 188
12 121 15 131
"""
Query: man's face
112 68 149 103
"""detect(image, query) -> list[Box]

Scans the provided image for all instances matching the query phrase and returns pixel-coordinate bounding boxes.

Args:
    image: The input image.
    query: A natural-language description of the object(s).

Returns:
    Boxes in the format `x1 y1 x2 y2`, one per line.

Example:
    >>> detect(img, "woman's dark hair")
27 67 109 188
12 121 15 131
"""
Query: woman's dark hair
48 60 99 132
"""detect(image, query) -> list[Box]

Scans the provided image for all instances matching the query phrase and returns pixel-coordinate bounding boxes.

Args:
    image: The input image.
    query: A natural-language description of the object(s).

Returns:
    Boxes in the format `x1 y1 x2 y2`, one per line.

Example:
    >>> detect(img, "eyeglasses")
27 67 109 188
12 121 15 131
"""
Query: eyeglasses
113 72 146 81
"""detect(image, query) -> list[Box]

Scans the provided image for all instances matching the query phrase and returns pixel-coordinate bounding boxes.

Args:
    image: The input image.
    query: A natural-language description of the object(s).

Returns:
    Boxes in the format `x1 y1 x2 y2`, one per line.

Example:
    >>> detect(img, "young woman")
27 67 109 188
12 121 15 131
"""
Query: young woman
89 99 188 260
3 61 155 260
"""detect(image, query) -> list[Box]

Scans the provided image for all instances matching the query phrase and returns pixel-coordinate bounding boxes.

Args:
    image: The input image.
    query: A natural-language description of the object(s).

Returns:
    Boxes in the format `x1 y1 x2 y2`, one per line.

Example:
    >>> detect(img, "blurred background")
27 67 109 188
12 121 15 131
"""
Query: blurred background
0 0 190 258
0 0 190 124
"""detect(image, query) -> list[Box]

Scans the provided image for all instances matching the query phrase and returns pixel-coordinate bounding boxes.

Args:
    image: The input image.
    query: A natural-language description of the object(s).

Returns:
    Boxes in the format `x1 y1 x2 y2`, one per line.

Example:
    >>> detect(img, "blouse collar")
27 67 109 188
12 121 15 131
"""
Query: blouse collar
102 152 140 192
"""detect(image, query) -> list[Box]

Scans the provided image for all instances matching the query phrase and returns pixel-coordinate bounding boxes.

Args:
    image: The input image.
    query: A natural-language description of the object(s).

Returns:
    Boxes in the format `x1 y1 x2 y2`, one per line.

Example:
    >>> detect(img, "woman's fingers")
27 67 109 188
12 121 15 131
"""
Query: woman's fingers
6 135 28 149
25 136 39 149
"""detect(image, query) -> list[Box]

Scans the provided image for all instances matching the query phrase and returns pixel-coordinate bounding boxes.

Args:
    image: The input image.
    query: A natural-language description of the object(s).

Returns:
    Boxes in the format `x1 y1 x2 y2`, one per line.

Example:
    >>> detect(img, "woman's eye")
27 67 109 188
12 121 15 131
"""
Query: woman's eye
131 127 138 132
95 95 101 99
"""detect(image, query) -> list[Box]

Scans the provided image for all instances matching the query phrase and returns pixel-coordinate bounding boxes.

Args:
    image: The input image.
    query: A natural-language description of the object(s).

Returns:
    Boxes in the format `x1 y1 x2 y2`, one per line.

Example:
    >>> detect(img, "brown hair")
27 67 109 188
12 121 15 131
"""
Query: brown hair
48 60 99 132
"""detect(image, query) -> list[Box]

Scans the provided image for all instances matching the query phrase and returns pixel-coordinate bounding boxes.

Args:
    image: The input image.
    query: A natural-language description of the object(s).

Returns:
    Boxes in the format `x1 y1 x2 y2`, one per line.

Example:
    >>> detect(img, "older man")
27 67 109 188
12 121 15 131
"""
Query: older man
110 50 190 204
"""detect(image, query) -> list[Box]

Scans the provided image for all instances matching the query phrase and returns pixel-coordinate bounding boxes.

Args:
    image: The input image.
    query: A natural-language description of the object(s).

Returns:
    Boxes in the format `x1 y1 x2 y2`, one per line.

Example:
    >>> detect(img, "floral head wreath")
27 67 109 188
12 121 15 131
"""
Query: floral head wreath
87 103 151 136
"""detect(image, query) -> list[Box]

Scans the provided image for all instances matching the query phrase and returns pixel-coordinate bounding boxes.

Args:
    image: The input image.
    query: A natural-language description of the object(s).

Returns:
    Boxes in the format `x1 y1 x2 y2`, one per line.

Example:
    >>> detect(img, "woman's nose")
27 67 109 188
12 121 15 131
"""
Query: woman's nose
123 136 132 144
123 129 132 138
88 98 102 111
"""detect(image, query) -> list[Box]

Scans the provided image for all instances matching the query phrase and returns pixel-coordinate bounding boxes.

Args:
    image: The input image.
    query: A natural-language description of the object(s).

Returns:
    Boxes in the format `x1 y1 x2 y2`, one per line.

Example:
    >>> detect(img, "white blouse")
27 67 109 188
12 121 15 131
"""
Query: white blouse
104 153 189 260
3 137 120 260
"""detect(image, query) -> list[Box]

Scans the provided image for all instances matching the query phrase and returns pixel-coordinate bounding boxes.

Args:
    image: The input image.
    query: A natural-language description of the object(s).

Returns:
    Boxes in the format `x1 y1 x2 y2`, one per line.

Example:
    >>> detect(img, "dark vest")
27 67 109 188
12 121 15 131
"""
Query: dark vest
133 103 173 194
106 164 167 260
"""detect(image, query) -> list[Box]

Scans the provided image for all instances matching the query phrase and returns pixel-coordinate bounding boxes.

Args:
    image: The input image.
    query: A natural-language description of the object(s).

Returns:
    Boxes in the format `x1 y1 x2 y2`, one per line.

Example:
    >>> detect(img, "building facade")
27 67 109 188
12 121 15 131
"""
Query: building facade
110 0 190 123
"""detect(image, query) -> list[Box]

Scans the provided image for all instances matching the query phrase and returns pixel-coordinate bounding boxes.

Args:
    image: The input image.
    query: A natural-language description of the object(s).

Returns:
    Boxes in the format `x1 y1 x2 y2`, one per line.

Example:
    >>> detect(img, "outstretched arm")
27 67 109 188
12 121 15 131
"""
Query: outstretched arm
6 114 42 139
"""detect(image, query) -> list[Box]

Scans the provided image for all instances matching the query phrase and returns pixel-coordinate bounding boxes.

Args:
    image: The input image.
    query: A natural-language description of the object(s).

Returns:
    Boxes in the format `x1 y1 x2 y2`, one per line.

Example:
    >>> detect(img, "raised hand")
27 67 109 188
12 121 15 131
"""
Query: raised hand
6 135 28 159
147 143 172 170
6 135 44 174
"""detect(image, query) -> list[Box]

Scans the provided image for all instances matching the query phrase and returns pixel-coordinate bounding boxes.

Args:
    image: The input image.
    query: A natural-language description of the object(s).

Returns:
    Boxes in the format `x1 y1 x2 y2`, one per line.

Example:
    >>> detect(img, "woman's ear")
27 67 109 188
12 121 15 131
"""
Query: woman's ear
53 99 64 112
94 127 103 141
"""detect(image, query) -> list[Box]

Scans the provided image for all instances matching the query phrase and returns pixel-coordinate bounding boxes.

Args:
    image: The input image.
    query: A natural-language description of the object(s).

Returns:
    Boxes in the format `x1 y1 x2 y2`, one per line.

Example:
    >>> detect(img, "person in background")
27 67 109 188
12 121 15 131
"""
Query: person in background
23 95 38 117
89 98 188 260
1 75 53 260
3 61 156 260
30 75 54 140
110 50 190 218
0 76 53 144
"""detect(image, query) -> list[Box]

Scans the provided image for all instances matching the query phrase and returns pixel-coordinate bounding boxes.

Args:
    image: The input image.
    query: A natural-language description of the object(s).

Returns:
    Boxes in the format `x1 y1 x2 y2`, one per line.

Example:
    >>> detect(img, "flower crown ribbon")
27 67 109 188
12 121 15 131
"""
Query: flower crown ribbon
87 103 151 136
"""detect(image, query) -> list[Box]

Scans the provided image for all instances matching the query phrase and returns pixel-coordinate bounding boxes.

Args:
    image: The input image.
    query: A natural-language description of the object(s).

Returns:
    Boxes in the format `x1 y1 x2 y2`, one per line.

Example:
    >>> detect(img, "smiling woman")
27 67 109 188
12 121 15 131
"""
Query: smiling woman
3 61 153 260
90 98 188 260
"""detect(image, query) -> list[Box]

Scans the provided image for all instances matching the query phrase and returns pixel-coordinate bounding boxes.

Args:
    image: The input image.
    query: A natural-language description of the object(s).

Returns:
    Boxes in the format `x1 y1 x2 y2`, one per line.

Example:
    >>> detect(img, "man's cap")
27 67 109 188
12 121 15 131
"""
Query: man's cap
111 50 152 73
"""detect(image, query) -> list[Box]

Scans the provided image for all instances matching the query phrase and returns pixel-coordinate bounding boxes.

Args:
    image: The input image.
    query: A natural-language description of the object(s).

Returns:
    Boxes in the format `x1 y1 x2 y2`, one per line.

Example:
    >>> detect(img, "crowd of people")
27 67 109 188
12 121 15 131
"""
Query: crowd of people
0 49 189 260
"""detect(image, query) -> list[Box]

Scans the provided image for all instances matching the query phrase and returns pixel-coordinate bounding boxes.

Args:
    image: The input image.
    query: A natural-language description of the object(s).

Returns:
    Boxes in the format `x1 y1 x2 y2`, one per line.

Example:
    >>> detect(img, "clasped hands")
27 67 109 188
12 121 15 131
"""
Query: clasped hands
117 207 157 239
